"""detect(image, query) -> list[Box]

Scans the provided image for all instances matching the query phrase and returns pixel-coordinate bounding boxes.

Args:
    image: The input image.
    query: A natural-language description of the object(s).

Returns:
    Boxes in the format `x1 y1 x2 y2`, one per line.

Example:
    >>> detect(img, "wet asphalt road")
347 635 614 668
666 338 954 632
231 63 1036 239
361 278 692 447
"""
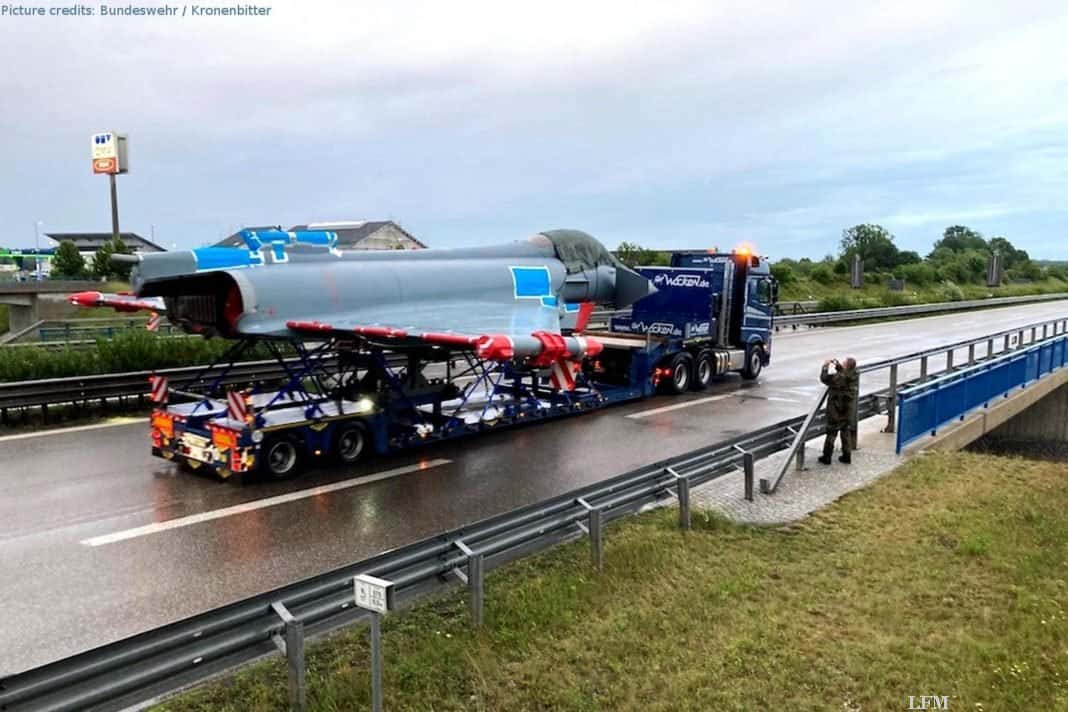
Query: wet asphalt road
1 300 1065 675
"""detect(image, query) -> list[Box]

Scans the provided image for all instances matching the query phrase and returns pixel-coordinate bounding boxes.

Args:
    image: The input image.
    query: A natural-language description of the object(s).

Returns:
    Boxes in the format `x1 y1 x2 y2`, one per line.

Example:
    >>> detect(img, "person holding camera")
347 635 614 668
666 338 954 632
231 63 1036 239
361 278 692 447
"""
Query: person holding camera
818 356 859 465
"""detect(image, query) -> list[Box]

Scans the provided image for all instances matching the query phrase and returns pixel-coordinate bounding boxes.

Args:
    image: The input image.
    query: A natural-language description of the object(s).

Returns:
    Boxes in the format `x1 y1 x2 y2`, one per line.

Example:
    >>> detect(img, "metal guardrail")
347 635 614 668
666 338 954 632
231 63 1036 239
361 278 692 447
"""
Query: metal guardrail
896 332 1068 452
0 400 889 712
588 294 1068 333
774 292 1068 328
760 315 1068 494
0 359 298 414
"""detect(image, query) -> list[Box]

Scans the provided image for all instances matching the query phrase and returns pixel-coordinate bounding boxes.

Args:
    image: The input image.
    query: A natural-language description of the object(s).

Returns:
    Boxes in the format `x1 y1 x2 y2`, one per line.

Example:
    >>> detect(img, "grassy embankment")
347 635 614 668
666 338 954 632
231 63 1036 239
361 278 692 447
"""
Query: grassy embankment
780 277 1068 313
156 451 1068 711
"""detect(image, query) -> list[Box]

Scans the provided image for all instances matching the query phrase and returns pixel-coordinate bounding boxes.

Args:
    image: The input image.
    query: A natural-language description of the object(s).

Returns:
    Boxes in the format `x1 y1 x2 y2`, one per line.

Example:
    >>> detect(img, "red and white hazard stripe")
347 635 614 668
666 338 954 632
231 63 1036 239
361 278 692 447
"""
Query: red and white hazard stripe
146 313 161 332
149 375 168 403
227 390 249 421
549 360 578 391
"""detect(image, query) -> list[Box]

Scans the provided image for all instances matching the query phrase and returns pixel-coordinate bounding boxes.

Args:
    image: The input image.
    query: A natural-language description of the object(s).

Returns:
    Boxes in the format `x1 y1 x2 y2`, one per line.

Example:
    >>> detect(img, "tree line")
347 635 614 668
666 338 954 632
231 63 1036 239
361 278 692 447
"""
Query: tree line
48 237 134 281
617 225 1064 288
772 224 1060 289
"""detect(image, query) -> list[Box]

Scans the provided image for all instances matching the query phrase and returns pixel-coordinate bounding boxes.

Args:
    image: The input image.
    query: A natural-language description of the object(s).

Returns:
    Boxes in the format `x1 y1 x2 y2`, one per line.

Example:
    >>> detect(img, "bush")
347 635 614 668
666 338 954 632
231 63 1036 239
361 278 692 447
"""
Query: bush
898 262 937 287
939 281 965 302
0 331 277 382
833 260 848 275
818 294 859 312
770 263 796 286
810 264 835 285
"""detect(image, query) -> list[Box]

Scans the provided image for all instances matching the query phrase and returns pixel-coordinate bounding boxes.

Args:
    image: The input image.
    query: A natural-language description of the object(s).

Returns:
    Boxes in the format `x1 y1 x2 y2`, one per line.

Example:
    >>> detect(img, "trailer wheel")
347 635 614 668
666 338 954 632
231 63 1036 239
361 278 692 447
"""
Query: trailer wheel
692 351 714 391
259 434 302 480
658 353 692 395
742 346 764 381
334 422 368 465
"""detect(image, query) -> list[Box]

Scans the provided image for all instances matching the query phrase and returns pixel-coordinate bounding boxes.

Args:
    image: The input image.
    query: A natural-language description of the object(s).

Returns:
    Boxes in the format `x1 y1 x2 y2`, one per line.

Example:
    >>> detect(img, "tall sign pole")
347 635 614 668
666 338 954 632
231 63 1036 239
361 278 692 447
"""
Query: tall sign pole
91 131 129 244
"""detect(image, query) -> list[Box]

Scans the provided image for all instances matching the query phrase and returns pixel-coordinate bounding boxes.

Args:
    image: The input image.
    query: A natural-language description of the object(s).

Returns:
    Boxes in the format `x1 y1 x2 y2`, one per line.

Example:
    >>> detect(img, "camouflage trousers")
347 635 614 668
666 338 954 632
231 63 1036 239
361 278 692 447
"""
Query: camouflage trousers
823 426 853 458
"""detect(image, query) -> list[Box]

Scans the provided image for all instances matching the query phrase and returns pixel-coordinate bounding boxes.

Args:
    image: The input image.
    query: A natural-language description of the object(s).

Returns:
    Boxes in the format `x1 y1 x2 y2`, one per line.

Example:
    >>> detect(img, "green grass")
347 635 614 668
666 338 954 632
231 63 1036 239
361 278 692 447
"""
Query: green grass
155 452 1068 711
782 276 1068 311
0 304 8 333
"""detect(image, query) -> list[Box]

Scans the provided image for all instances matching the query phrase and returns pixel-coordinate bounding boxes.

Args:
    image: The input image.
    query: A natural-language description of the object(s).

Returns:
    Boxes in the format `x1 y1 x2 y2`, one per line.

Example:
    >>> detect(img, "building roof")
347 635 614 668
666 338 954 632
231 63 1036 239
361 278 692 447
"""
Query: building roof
216 221 426 249
45 232 167 252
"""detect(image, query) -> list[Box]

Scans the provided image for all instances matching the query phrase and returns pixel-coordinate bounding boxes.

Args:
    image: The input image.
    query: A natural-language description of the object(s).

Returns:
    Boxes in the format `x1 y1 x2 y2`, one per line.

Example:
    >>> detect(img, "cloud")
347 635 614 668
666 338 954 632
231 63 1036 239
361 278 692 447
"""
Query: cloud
1 0 1066 257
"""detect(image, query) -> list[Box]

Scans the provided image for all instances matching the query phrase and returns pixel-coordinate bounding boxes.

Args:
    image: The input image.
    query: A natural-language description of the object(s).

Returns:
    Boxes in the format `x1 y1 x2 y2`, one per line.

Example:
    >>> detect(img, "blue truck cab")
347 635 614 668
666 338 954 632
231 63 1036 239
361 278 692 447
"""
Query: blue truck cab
595 249 777 394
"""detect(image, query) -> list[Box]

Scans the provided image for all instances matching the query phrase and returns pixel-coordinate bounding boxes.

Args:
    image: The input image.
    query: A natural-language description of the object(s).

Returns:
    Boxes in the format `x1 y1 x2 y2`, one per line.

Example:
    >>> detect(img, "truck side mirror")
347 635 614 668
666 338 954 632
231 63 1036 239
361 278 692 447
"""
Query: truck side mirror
770 279 780 304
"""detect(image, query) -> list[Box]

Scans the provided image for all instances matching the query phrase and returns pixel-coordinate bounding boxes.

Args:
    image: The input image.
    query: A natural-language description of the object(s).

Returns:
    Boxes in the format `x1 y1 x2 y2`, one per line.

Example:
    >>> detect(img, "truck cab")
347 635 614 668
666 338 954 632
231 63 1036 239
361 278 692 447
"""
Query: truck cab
600 249 777 394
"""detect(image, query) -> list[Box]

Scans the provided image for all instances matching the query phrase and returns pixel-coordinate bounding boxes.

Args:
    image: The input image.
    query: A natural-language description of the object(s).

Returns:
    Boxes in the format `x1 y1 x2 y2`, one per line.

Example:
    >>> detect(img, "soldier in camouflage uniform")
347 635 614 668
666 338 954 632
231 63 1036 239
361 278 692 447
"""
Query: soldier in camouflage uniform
818 357 859 465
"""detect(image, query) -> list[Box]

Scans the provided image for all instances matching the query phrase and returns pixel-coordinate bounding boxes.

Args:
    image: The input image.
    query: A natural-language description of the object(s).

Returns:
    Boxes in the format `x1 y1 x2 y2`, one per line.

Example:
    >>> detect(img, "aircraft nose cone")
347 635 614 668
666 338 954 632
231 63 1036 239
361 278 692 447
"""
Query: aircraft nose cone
614 266 657 308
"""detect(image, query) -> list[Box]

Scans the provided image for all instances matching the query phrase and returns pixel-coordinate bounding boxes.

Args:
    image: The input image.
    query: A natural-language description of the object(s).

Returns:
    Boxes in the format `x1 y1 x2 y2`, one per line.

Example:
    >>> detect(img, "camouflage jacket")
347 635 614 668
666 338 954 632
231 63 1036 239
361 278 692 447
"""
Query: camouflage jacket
820 363 859 429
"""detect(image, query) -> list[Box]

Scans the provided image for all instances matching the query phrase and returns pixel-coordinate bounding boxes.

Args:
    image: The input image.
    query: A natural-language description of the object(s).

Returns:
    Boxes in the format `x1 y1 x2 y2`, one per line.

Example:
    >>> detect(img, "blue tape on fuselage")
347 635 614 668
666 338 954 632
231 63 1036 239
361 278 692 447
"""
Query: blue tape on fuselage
511 266 552 299
192 247 263 271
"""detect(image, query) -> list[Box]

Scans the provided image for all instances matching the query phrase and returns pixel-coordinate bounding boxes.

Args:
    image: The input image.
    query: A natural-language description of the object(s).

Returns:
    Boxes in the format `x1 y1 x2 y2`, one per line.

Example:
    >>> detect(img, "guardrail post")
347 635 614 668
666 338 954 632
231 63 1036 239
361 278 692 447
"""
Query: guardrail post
968 343 975 365
1032 326 1037 343
743 452 754 501
919 355 928 382
468 552 485 628
987 338 994 359
370 612 384 712
677 476 691 530
946 349 954 371
271 602 306 712
589 508 604 571
1004 334 1011 351
884 364 898 433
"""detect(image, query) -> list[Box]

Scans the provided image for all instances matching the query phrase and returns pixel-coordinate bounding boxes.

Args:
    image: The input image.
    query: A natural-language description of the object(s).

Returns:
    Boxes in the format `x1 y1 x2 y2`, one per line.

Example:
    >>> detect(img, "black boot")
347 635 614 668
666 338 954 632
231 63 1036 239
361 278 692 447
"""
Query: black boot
818 452 833 465
838 454 852 464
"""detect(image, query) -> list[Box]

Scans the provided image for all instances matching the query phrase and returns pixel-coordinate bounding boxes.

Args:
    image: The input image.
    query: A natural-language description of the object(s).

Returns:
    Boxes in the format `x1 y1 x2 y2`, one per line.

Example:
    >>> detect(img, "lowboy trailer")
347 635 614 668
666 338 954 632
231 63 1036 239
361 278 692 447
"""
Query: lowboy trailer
150 250 778 481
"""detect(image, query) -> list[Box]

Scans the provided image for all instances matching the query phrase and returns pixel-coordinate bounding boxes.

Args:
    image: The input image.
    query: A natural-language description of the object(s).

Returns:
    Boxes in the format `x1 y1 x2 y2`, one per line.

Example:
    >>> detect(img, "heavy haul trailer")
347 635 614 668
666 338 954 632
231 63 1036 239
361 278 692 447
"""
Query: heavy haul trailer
149 250 777 481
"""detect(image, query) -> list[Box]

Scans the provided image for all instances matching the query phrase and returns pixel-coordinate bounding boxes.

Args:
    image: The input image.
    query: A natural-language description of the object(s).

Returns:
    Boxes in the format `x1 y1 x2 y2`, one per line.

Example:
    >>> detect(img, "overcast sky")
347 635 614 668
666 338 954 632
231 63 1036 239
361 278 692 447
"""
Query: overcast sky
1 1 1066 258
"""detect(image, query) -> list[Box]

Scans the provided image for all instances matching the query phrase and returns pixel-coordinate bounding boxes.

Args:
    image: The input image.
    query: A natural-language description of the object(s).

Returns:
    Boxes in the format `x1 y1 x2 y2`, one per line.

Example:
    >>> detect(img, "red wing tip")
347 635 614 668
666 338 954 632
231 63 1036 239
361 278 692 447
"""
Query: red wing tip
69 291 104 307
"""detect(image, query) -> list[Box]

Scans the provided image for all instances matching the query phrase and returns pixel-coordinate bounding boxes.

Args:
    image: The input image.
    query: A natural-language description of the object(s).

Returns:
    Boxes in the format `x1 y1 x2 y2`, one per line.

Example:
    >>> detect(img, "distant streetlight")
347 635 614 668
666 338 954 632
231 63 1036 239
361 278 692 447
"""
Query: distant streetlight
34 220 43 280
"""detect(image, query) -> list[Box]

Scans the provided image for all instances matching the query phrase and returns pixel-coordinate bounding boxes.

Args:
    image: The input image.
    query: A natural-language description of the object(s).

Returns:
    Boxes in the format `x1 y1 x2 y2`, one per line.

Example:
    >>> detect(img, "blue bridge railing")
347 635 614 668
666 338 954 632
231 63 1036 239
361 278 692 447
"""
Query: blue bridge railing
896 333 1068 452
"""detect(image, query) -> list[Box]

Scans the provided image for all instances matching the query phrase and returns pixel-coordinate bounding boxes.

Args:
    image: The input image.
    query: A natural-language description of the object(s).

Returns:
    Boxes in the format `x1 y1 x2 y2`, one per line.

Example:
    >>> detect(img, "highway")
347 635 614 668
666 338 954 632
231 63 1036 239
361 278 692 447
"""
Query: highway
1 299 1066 675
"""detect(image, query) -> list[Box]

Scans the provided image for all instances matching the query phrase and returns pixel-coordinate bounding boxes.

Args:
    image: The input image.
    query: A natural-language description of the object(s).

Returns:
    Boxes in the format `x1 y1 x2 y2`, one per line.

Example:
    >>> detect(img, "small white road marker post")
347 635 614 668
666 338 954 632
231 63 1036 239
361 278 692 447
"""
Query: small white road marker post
354 574 395 712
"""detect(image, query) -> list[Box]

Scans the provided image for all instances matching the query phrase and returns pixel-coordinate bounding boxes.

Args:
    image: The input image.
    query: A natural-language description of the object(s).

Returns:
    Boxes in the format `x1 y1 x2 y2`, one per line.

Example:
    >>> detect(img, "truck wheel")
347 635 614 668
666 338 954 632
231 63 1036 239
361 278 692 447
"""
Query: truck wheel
742 346 764 380
692 351 714 390
334 422 368 465
659 353 692 395
259 434 303 480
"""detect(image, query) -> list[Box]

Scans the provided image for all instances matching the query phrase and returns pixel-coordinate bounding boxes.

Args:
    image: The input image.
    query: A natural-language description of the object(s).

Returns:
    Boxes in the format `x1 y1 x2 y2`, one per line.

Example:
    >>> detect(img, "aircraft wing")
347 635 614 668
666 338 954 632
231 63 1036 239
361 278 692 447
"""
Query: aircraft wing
285 298 600 364
286 297 558 344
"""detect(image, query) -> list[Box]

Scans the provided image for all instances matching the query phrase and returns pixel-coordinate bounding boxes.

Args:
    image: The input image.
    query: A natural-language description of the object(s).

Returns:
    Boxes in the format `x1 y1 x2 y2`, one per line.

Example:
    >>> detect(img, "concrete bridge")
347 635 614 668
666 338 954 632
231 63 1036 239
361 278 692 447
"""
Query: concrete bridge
0 281 100 335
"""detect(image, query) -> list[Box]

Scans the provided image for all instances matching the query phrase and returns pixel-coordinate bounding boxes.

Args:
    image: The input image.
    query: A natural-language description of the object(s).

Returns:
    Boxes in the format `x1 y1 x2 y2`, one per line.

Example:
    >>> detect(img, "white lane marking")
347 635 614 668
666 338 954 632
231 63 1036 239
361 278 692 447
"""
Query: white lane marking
626 394 734 419
0 418 142 443
81 458 452 547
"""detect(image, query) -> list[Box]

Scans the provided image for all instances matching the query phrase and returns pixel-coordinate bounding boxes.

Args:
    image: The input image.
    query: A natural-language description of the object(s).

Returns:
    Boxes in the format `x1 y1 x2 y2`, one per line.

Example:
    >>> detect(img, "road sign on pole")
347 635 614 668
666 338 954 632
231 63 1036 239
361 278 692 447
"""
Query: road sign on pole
91 131 128 245
354 574 394 712
91 132 128 174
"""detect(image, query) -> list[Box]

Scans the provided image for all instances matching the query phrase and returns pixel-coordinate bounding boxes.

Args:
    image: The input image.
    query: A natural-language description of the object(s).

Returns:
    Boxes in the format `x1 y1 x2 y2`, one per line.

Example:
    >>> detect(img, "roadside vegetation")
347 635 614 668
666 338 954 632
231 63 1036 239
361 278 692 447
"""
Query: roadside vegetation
155 451 1068 711
0 331 273 382
619 224 1068 312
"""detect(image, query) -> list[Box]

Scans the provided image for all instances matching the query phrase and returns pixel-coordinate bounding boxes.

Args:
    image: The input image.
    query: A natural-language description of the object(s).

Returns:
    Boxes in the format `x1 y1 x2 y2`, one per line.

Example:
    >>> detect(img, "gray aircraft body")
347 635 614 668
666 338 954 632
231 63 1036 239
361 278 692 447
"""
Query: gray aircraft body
71 228 655 366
